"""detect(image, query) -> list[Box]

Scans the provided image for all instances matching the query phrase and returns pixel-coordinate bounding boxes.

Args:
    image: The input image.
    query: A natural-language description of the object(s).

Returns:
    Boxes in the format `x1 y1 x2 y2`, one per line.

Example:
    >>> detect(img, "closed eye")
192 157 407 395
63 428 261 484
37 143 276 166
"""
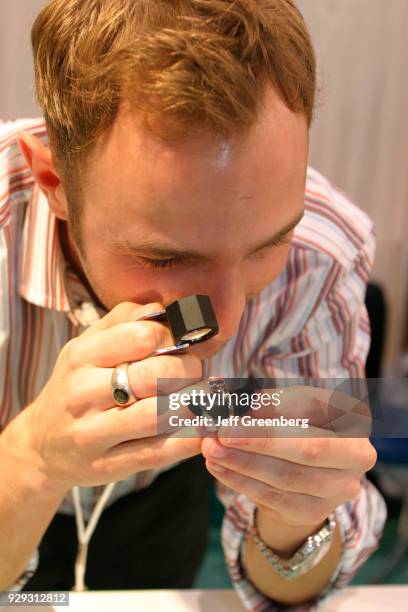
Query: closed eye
135 257 181 270
246 233 293 259
135 234 292 270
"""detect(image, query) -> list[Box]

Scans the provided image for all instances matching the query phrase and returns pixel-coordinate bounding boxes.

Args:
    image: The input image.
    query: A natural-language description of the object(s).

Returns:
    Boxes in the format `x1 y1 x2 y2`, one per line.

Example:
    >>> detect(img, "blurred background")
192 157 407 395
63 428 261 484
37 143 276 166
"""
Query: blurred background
1 0 408 591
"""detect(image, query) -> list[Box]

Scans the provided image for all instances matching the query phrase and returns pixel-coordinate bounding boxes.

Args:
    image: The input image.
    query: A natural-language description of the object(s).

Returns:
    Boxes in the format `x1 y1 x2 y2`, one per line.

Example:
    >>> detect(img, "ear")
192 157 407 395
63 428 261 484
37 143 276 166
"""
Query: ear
18 131 69 221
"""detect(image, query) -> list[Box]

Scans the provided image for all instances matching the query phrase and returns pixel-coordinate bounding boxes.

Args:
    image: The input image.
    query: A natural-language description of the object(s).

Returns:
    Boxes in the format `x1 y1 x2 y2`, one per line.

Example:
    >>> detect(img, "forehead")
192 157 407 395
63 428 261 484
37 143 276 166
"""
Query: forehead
81 87 308 246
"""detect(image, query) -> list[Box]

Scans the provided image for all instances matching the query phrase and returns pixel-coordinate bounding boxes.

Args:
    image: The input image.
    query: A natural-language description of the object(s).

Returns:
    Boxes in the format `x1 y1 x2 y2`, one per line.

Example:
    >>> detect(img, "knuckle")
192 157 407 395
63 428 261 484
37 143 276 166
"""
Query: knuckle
113 302 139 318
285 464 305 490
302 439 326 463
256 437 270 454
65 388 81 415
241 451 257 473
181 435 203 456
133 322 159 352
98 302 139 330
348 440 377 473
59 339 73 364
259 487 285 509
362 443 378 471
90 456 111 478
71 427 83 449
62 339 83 370
136 445 160 470
71 423 93 449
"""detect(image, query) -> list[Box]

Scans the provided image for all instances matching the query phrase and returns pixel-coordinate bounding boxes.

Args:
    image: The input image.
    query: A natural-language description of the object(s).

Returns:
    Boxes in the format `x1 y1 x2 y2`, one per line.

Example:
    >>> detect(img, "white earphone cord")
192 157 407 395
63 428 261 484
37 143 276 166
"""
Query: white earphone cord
50 311 118 591
71 482 117 591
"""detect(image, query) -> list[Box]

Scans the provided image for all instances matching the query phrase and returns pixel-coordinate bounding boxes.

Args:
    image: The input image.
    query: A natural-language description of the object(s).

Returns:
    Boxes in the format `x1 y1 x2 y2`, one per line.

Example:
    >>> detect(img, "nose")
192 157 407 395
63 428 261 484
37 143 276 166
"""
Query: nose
203 273 247 346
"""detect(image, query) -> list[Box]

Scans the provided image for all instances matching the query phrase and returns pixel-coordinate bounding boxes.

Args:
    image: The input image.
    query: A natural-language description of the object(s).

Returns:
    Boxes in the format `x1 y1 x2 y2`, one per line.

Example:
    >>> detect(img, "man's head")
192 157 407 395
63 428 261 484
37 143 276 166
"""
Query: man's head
20 0 315 359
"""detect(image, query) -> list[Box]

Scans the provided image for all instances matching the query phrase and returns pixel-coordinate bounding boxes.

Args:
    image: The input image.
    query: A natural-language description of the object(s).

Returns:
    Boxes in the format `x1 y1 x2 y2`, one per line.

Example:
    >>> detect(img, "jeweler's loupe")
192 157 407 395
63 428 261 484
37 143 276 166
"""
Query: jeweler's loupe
138 294 219 356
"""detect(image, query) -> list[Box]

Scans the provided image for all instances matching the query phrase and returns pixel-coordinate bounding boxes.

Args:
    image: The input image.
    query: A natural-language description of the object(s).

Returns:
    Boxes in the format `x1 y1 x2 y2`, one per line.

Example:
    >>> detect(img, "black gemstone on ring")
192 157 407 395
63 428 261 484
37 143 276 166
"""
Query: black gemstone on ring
113 388 129 405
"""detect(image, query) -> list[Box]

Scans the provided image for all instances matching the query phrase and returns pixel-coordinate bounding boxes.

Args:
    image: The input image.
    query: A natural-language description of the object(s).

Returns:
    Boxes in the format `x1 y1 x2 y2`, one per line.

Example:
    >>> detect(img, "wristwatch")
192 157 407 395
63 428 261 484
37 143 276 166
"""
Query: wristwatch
247 508 337 580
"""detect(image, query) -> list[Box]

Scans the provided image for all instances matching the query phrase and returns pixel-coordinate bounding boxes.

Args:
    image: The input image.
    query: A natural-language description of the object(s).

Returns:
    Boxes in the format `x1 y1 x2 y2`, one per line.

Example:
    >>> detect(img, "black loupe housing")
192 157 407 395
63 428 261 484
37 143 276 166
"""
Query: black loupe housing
165 295 218 345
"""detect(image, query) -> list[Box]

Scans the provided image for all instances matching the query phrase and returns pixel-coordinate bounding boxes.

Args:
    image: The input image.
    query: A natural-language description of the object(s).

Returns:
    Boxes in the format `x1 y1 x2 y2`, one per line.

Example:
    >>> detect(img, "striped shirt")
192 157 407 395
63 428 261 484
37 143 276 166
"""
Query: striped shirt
0 118 386 611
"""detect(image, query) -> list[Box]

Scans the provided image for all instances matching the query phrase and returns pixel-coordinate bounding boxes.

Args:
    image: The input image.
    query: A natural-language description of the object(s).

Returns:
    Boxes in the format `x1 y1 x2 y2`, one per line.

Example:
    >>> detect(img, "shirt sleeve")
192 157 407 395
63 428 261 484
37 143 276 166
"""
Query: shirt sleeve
214 222 387 610
216 476 386 612
0 130 40 594
0 227 40 593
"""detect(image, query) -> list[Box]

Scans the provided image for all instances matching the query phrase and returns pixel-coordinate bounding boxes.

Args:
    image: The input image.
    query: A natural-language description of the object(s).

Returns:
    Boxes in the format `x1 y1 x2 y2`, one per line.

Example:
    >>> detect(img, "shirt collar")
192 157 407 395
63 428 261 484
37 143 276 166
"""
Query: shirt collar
19 184 107 327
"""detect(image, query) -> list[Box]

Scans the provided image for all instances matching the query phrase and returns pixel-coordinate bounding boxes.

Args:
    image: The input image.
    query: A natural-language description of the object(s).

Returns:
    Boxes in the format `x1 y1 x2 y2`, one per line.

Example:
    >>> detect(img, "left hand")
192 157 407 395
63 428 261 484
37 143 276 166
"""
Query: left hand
201 385 377 531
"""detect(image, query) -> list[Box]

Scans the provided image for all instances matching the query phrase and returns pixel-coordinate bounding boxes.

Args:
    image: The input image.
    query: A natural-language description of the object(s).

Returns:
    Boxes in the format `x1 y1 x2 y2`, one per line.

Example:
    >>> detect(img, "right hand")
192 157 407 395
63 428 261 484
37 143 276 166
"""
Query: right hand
0 302 203 494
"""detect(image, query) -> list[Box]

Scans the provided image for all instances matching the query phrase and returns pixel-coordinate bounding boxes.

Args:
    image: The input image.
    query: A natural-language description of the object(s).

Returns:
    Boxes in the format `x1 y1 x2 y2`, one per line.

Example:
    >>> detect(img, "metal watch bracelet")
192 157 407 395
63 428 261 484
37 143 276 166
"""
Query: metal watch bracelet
250 507 337 580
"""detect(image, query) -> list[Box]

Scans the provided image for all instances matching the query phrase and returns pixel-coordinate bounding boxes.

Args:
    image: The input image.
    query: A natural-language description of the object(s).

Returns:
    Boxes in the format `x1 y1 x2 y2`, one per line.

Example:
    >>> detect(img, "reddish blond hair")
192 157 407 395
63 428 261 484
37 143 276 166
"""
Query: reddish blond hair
32 0 316 189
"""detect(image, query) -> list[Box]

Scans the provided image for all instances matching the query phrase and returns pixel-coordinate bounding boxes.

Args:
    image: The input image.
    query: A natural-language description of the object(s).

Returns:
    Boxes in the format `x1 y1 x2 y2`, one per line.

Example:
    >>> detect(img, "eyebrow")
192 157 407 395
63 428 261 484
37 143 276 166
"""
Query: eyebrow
111 211 304 262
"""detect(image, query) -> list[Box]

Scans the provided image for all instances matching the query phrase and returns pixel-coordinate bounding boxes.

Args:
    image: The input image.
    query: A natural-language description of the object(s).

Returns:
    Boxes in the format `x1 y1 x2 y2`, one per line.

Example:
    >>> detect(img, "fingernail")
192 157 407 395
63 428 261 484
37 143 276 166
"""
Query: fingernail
225 437 247 446
208 462 226 473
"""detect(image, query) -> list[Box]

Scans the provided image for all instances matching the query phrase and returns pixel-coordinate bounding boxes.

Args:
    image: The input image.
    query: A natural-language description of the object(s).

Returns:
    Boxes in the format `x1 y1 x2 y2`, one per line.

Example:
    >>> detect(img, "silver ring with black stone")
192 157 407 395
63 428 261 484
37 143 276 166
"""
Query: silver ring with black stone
111 362 138 407
110 344 190 408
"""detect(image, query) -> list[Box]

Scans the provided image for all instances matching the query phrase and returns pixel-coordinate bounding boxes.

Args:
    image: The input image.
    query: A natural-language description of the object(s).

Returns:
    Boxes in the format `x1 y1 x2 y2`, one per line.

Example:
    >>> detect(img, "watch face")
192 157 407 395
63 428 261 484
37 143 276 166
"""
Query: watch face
290 532 333 576
288 516 336 577
252 509 337 579
297 539 333 574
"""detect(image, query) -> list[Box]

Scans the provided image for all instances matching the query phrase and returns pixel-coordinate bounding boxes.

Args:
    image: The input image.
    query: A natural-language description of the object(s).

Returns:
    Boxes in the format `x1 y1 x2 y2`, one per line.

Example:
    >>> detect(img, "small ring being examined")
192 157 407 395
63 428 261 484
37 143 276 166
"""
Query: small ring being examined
111 362 137 407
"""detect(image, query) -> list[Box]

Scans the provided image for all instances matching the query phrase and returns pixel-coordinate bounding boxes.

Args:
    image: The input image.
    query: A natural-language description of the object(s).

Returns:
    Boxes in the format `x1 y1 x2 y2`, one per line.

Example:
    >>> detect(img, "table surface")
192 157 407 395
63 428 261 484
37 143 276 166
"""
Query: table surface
2 586 408 611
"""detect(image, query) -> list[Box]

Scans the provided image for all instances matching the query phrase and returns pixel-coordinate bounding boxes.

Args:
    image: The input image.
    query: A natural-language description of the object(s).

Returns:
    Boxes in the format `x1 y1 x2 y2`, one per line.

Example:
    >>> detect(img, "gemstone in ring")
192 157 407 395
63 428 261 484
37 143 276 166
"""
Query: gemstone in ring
111 362 137 407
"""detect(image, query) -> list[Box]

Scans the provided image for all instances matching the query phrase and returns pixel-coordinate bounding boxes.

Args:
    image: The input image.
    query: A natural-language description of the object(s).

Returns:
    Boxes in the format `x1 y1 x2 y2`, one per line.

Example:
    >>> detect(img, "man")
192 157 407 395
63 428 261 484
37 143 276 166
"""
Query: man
0 0 386 609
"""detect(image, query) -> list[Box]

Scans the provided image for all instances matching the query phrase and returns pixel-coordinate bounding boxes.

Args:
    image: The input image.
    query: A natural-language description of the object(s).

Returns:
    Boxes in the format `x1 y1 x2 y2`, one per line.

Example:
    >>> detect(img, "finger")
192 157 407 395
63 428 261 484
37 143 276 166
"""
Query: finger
205 460 334 526
240 385 371 435
66 354 202 414
127 352 202 398
68 395 202 449
245 391 331 428
89 388 205 447
201 438 360 498
62 319 175 368
218 435 377 471
81 301 166 337
91 429 202 481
